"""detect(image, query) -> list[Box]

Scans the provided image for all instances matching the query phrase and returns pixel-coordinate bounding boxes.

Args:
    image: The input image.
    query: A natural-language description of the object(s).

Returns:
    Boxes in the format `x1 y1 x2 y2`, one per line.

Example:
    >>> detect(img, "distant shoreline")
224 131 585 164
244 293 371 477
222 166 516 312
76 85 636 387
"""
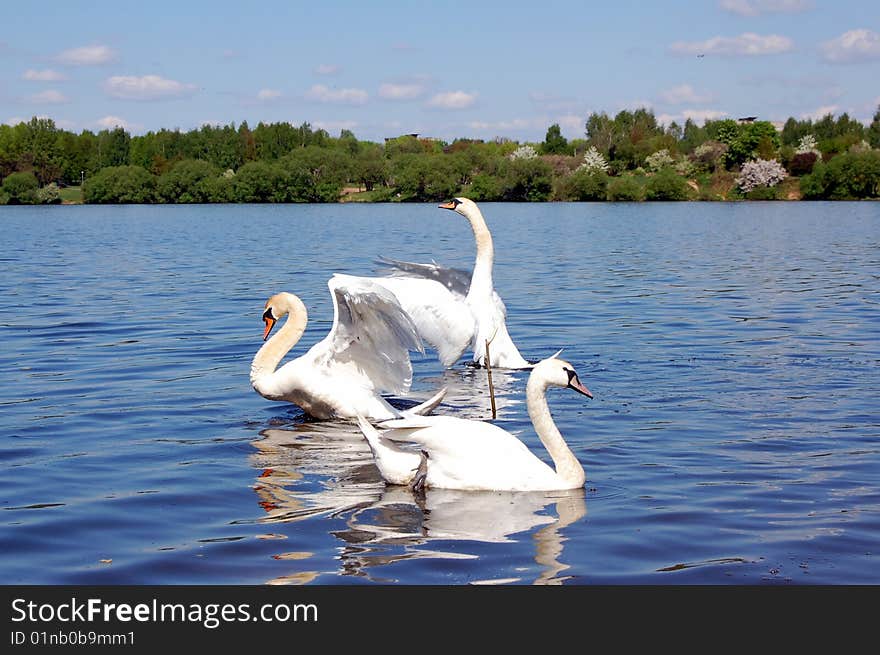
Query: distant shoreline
3 111 879 205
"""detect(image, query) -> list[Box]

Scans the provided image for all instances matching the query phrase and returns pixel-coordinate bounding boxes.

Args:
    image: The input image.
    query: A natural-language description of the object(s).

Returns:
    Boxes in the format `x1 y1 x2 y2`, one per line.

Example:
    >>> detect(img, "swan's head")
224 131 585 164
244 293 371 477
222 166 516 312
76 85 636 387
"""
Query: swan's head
261 292 299 341
532 357 593 398
438 197 479 217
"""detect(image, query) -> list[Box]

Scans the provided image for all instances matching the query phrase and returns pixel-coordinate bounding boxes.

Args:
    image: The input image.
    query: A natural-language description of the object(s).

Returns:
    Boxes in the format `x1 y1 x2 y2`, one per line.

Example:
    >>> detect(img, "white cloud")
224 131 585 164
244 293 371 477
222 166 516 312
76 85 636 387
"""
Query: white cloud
104 75 197 100
23 69 67 82
4 116 27 126
56 44 116 66
95 115 139 131
427 91 477 110
305 84 368 105
257 88 282 101
314 64 339 75
379 82 425 100
719 0 812 16
29 89 69 104
670 33 793 56
821 29 880 64
800 105 839 121
659 84 713 105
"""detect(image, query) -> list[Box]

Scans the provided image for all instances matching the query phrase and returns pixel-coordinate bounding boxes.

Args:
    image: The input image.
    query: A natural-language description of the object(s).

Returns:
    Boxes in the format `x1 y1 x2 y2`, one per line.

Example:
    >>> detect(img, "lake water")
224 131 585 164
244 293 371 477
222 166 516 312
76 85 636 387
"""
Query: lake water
1 201 878 585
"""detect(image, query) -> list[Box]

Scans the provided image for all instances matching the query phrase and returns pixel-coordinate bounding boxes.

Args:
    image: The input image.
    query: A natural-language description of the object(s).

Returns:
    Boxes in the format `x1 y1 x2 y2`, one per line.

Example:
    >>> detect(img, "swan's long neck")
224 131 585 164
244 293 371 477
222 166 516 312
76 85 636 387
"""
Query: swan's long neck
464 206 494 300
250 296 307 389
526 377 586 488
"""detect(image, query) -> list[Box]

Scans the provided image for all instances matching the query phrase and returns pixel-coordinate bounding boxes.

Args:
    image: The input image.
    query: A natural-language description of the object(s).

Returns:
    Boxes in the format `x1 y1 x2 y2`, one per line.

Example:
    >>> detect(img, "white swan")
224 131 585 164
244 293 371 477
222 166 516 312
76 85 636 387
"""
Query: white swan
250 274 445 421
373 197 532 369
356 356 592 491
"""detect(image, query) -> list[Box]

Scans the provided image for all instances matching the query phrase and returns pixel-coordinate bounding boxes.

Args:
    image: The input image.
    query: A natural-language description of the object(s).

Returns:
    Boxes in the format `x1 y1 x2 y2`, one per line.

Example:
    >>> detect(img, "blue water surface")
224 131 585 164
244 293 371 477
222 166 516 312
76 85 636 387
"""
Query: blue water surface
1 201 878 584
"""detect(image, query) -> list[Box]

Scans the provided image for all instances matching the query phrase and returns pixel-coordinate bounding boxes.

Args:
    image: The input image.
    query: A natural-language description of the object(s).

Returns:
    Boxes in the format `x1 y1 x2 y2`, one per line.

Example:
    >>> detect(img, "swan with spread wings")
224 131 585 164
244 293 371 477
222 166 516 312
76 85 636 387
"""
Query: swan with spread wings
250 274 445 421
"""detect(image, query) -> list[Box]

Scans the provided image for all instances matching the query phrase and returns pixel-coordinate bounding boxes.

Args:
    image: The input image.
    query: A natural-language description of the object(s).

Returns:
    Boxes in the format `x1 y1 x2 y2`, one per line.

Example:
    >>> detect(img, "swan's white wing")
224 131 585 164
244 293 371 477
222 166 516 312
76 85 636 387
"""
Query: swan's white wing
371 276 475 368
310 274 424 395
376 256 472 300
378 416 542 470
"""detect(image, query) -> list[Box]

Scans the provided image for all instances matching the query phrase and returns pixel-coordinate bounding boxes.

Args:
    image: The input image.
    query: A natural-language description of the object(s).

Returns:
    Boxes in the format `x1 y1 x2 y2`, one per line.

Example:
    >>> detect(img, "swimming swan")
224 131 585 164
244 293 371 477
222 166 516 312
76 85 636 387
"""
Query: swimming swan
250 274 445 420
374 197 532 369
356 356 592 491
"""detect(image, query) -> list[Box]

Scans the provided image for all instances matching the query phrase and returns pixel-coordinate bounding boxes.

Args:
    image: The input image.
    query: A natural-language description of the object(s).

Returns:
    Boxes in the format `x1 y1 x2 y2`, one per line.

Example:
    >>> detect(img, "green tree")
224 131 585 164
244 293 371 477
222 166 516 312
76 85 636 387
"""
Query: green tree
232 161 291 202
606 176 643 201
585 108 665 171
541 123 570 155
679 119 708 154
800 151 880 200
83 165 156 203
467 173 503 201
384 135 425 158
781 117 811 147
554 169 608 201
391 154 459 201
96 127 130 168
501 157 553 201
253 122 299 160
17 117 64 185
156 159 221 203
280 146 351 202
239 121 257 162
2 171 39 204
645 169 690 200
354 144 387 191
868 105 880 148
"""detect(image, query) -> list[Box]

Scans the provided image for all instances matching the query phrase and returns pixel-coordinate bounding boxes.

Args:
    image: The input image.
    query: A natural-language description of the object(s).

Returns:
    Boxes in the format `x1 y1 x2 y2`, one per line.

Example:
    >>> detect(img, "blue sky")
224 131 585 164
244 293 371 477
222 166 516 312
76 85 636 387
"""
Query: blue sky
2 0 878 142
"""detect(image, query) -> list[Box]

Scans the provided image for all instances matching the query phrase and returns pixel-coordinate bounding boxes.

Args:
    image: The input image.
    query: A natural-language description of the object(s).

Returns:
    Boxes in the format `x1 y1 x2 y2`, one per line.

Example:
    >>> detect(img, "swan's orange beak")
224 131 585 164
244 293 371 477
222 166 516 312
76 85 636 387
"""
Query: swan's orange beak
262 308 276 341
568 377 593 399
438 200 456 210
263 317 276 341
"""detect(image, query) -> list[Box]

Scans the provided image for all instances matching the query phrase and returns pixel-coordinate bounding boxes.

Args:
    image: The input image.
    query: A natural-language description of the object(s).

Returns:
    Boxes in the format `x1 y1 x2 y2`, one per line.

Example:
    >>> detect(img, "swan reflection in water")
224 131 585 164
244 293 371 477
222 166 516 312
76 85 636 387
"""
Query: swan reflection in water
247 369 586 584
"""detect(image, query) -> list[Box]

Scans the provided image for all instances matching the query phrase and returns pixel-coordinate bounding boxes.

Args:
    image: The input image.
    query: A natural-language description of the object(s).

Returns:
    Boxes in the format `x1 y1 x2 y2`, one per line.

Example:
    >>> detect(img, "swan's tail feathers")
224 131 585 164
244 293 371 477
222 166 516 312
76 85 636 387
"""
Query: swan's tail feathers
357 413 423 486
403 386 447 417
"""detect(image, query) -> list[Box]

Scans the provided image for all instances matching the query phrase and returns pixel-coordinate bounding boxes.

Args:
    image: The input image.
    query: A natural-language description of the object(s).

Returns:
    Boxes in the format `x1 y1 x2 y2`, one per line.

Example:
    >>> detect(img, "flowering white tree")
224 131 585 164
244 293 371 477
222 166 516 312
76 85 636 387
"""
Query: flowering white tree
509 145 537 160
736 159 788 193
795 134 820 155
645 148 675 172
35 183 61 204
579 146 609 173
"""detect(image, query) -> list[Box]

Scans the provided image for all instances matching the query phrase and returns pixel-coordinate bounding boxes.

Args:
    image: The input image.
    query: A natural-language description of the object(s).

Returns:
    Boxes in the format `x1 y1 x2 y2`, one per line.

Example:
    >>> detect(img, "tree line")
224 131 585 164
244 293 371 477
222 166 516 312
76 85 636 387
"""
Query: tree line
1 105 879 205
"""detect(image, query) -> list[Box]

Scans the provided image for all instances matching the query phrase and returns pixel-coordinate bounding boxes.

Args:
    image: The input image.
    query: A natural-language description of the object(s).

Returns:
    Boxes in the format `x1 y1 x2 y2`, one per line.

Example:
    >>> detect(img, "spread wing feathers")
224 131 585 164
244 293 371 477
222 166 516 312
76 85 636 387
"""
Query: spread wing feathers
312 274 424 395
372 276 476 368
376 256 472 300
